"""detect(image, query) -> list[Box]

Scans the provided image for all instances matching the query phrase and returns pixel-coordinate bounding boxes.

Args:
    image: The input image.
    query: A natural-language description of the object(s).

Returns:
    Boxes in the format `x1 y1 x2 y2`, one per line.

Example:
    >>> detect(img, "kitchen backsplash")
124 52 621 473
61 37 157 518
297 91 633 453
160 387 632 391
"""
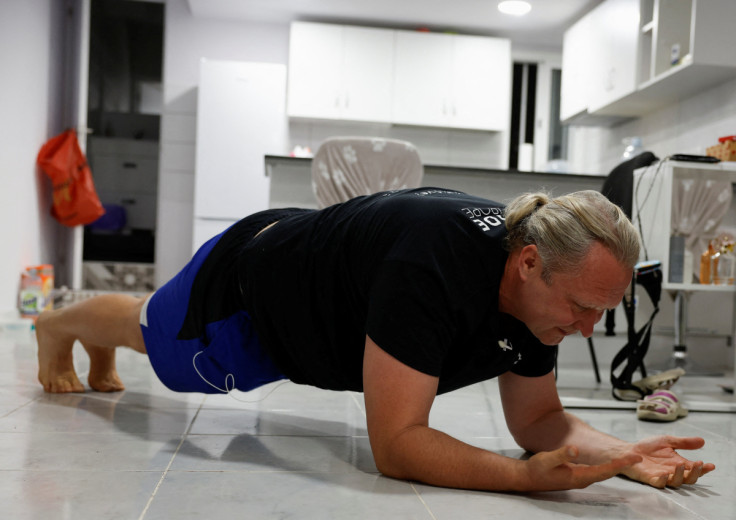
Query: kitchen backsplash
287 119 507 170
568 75 736 176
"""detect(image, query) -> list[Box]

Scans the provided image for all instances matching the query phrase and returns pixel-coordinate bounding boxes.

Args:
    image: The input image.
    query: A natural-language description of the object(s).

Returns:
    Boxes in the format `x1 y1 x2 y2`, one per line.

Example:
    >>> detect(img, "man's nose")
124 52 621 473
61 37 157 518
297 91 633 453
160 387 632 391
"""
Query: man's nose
576 309 605 338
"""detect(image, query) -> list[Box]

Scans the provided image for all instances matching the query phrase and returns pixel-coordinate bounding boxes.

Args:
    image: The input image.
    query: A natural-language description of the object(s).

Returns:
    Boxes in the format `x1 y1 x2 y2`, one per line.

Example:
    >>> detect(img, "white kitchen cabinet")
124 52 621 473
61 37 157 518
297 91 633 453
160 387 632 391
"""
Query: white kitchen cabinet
594 0 736 118
287 22 394 123
559 7 596 123
287 23 342 120
391 31 450 129
287 22 510 131
586 0 639 113
392 31 510 131
562 0 736 124
639 0 736 88
451 35 511 131
560 0 639 125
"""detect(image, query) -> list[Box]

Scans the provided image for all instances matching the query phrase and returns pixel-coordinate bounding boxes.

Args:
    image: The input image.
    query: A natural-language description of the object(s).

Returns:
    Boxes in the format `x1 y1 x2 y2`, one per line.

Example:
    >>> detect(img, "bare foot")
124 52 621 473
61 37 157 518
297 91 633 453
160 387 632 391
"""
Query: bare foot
83 343 125 392
36 312 85 393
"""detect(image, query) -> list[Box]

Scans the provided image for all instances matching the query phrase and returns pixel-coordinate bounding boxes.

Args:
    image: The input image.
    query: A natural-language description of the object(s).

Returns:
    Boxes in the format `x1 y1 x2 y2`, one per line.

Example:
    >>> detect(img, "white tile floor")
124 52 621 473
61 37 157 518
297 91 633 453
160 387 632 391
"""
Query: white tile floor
1 327 735 519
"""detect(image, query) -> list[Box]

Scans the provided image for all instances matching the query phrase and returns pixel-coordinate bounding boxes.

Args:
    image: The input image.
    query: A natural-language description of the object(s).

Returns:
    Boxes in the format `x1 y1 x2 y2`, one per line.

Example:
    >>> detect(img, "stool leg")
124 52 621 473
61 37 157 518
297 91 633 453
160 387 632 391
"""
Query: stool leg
587 337 601 383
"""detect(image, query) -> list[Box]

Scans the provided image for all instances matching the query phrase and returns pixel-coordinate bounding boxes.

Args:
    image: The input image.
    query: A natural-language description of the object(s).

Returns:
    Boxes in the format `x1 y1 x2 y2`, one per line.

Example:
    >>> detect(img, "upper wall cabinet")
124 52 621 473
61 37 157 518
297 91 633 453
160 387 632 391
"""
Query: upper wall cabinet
560 0 639 125
287 22 511 131
562 0 736 125
586 0 639 113
287 22 394 123
559 7 595 124
392 31 511 131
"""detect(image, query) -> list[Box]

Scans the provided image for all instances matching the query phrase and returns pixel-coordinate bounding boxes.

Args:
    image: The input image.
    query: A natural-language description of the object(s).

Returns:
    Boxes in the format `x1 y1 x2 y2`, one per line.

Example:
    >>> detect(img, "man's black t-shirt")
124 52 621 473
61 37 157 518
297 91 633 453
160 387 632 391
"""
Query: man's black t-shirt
237 188 557 394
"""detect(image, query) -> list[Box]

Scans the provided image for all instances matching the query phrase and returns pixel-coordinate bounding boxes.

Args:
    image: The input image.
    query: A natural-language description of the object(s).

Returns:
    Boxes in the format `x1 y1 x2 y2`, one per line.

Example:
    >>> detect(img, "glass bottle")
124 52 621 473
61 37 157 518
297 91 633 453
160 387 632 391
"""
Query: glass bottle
711 247 722 285
700 241 716 284
716 241 736 285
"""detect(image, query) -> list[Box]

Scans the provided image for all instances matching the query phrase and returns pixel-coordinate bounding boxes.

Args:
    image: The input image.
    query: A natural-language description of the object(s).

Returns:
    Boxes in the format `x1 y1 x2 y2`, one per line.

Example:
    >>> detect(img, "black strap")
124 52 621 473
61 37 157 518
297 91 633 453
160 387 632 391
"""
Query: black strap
609 264 662 400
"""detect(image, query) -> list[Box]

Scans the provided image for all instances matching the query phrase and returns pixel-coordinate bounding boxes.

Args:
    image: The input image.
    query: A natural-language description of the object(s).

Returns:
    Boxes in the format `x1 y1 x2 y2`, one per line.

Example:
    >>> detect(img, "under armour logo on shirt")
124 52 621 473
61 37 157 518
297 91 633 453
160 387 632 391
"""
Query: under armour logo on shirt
498 339 512 351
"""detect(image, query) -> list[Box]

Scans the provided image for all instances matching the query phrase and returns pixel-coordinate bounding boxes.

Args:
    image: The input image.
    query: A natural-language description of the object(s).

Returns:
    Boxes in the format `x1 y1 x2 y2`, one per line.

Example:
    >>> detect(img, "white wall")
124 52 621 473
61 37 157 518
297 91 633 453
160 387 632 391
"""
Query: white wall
567 76 736 175
0 0 71 313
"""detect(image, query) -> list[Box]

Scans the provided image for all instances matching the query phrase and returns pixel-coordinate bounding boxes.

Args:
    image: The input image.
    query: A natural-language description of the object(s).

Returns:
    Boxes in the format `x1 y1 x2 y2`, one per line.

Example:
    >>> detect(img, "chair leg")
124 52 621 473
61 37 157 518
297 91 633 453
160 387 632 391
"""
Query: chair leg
605 308 616 336
587 337 601 383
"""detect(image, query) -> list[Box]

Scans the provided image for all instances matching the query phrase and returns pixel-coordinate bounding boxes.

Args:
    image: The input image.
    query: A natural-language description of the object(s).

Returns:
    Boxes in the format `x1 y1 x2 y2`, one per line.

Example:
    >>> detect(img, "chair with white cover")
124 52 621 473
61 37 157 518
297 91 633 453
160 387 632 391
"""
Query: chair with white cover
311 137 424 209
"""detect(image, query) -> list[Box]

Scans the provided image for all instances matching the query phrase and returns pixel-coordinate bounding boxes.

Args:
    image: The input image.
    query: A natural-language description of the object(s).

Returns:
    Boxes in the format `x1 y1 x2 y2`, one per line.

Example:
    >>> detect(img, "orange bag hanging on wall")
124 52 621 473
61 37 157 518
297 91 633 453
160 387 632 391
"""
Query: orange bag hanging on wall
37 129 105 227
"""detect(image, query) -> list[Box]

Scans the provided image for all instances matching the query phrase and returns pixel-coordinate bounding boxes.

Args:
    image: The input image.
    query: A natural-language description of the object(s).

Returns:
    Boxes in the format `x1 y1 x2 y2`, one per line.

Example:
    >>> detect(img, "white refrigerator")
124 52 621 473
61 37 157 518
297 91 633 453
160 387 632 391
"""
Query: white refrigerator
192 59 287 252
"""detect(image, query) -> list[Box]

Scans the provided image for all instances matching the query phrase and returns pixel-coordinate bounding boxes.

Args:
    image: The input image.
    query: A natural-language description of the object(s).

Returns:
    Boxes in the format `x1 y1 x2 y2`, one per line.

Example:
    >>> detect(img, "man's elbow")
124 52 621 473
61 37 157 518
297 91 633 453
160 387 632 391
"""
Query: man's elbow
507 408 568 453
375 459 404 480
369 429 422 481
371 444 410 480
509 431 539 454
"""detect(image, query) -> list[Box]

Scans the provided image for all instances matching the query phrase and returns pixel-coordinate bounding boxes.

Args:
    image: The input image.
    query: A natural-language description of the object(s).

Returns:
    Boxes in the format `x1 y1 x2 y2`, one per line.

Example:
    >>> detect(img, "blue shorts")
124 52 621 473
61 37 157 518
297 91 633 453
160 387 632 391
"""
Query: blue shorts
140 222 286 394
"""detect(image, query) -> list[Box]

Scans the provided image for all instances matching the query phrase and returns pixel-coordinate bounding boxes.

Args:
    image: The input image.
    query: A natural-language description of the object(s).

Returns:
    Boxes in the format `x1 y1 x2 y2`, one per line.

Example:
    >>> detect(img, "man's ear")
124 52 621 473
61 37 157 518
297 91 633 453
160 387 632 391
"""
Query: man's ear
518 244 541 281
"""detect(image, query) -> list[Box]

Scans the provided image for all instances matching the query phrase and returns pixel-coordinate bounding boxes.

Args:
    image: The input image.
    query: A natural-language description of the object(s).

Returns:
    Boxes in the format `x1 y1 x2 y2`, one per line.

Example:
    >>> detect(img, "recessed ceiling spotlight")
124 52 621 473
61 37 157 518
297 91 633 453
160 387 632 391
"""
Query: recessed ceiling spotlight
498 1 532 16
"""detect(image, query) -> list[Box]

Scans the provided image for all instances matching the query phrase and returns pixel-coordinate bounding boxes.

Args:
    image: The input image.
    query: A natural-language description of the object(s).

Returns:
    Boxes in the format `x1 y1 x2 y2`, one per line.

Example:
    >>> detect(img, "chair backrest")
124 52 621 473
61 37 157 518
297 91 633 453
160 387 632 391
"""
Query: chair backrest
601 151 658 218
311 137 424 208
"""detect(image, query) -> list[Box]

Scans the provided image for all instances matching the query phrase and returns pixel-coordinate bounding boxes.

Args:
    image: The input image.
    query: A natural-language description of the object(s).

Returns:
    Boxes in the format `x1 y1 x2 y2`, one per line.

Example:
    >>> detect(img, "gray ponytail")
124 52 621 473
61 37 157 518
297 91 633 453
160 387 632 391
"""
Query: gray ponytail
504 190 640 282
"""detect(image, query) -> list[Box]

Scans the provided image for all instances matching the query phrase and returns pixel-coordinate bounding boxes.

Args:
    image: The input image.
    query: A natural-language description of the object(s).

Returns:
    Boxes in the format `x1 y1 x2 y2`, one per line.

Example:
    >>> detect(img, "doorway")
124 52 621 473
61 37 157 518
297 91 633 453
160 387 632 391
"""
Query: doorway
82 0 163 292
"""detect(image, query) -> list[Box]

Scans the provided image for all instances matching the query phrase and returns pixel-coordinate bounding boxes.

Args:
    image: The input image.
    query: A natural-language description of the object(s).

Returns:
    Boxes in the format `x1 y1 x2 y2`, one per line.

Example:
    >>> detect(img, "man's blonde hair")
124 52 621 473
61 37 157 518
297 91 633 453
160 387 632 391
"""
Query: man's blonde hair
504 190 640 282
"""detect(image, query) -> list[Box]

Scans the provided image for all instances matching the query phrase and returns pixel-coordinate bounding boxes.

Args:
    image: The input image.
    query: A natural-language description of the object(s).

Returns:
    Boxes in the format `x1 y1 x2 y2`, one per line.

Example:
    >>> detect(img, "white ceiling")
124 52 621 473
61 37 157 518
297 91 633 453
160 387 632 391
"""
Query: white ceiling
186 0 604 49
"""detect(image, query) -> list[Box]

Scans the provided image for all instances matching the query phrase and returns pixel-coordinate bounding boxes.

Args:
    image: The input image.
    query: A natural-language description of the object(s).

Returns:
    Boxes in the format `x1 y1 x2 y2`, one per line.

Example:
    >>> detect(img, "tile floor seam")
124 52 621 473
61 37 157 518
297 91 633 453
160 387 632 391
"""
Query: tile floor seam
657 493 712 520
137 400 204 520
0 396 40 419
350 391 367 416
685 417 736 444
410 482 440 520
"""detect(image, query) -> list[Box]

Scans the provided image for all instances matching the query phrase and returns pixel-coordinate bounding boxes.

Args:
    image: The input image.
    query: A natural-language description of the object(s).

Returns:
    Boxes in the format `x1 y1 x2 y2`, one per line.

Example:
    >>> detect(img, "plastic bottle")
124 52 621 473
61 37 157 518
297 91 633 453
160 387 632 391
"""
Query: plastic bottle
715 240 736 285
18 265 54 317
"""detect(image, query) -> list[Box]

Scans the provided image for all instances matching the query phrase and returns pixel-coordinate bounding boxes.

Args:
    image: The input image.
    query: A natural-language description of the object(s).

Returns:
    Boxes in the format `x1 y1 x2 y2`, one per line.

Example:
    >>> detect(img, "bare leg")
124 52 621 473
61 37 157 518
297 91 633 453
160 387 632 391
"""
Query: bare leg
36 293 149 393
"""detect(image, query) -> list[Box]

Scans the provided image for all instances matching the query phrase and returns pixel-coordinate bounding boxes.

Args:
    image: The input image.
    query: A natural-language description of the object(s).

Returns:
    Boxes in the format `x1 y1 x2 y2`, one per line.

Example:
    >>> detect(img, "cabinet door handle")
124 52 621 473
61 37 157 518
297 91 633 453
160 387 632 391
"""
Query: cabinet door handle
122 162 138 169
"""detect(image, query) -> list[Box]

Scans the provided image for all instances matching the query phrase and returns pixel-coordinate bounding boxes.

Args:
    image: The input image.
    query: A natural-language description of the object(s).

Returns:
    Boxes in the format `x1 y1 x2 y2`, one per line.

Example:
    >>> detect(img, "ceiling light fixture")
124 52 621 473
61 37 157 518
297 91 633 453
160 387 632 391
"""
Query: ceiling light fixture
498 1 532 16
